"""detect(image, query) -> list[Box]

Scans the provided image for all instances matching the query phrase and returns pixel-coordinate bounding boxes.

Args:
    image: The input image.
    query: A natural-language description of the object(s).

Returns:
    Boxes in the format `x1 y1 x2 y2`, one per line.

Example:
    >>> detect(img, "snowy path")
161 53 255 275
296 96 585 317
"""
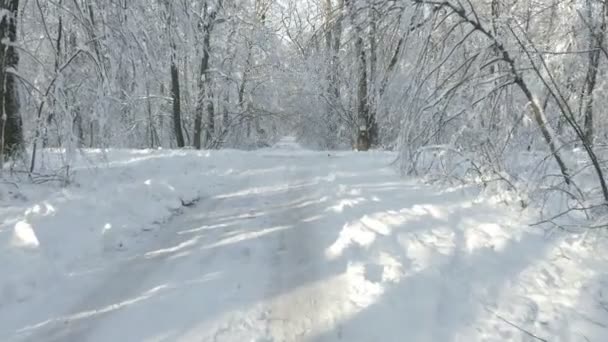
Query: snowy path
3 138 606 341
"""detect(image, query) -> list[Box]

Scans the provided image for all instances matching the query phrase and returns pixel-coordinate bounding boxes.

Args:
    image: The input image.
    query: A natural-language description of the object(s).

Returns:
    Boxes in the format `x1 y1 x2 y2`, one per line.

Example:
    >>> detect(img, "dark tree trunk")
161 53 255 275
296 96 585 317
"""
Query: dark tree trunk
0 0 23 159
195 23 213 149
171 56 185 148
165 0 184 148
356 36 370 150
204 89 215 148
367 6 378 147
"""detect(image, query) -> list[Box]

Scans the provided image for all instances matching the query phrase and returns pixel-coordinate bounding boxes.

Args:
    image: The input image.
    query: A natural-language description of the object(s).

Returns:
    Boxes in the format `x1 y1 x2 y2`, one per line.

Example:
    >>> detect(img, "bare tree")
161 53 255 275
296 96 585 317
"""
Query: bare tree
0 0 23 162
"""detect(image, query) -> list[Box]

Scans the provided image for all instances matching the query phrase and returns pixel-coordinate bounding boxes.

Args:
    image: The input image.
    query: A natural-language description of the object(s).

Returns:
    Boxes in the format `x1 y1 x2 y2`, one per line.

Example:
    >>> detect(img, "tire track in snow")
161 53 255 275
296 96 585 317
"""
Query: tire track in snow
262 157 352 342
266 162 320 340
14 176 248 342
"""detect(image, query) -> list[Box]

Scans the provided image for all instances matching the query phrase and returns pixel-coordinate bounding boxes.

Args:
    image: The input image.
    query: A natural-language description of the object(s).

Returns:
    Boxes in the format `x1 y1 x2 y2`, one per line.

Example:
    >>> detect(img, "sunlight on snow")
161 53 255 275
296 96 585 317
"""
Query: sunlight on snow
460 237 598 341
327 198 366 213
215 181 322 199
463 222 510 253
215 184 291 199
12 221 40 248
201 225 291 250
145 236 201 258
17 284 171 334
326 222 377 260
325 205 447 260
262 262 386 340
178 222 234 235
178 265 387 341
409 204 448 220
301 214 324 223
24 202 56 219
375 252 404 283
103 223 112 234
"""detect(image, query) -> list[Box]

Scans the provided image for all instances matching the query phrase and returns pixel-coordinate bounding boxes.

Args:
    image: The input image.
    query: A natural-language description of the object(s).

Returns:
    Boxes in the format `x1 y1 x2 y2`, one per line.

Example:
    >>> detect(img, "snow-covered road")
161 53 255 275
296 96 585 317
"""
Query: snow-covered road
3 138 607 342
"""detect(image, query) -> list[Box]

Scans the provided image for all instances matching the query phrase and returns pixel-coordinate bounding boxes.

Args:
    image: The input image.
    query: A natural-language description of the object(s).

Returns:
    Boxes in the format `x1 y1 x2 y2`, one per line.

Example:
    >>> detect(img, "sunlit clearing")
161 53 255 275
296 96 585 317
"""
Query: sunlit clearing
12 221 40 248
145 236 201 258
201 225 291 250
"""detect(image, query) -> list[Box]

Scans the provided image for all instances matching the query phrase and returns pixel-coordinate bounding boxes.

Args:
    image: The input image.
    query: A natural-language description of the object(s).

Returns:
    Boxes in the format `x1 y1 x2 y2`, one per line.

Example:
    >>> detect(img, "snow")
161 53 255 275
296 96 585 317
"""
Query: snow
1 137 607 341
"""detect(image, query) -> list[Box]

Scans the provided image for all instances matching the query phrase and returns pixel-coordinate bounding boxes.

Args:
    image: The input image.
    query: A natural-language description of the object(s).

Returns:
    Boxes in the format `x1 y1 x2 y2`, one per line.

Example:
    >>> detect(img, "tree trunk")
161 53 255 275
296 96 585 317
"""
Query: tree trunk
0 0 23 160
239 44 252 138
165 1 184 148
580 0 607 146
367 5 378 146
323 0 337 149
356 35 369 122
346 0 370 150
170 53 185 148
331 0 343 114
203 86 215 148
194 16 214 149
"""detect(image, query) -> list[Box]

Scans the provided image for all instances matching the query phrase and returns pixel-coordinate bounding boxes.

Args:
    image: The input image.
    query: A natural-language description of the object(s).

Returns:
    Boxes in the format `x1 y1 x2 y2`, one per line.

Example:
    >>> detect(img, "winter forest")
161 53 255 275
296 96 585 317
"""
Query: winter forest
2 0 608 340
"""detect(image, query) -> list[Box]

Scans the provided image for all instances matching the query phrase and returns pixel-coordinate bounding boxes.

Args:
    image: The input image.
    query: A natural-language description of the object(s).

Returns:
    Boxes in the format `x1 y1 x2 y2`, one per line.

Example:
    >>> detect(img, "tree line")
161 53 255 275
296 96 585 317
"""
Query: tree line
1 0 608 223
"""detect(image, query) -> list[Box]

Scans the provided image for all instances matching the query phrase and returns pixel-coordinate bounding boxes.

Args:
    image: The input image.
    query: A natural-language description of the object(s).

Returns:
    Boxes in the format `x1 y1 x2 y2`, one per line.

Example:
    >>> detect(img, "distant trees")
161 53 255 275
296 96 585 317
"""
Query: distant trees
6 0 608 155
5 0 608 221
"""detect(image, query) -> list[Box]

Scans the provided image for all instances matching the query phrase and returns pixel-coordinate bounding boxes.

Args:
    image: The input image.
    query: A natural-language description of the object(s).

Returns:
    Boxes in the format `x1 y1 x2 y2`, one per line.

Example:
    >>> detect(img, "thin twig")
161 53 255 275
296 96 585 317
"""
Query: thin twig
495 314 548 342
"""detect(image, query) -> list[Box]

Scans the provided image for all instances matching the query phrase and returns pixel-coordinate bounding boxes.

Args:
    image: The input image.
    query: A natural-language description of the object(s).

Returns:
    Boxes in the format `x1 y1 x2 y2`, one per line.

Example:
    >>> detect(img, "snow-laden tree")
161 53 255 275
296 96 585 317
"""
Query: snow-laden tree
7 0 608 225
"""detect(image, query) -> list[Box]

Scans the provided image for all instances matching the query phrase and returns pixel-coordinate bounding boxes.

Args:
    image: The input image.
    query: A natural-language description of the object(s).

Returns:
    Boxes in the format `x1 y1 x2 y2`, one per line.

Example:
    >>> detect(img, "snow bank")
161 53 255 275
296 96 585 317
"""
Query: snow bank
332 149 608 341
0 148 248 307
408 145 608 230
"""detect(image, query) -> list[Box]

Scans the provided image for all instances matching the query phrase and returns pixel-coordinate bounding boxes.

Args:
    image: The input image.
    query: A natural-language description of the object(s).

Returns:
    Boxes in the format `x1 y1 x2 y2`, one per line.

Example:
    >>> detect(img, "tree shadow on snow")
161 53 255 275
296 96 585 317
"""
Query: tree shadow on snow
11 152 552 342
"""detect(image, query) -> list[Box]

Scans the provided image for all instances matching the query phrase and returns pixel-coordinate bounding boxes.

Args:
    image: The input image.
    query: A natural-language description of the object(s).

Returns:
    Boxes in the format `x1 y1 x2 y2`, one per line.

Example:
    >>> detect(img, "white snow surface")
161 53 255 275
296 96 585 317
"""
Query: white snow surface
1 137 607 341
